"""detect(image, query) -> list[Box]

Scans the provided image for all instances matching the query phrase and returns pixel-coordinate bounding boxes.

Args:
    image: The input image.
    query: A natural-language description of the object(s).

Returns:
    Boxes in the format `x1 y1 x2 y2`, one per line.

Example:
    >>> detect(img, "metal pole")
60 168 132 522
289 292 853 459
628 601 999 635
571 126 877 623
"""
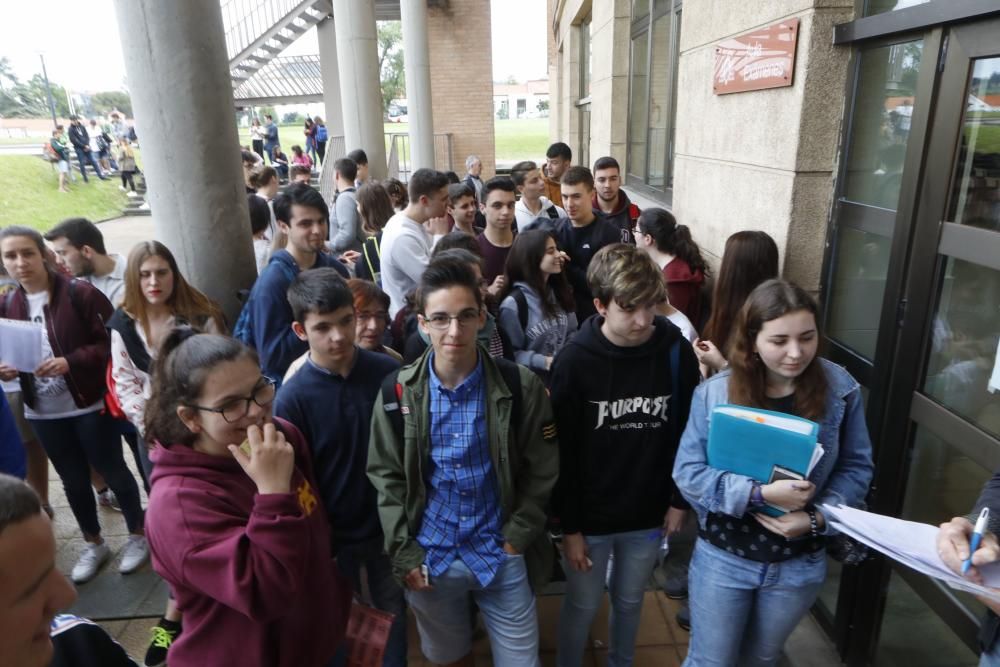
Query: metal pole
39 54 58 127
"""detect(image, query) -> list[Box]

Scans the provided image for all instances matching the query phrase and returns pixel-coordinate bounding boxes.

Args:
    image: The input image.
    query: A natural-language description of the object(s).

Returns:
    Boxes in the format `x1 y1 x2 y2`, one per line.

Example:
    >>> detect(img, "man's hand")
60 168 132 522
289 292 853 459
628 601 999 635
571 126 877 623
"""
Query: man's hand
488 275 506 298
426 216 450 236
0 363 18 382
502 542 520 556
404 566 433 592
563 532 591 572
753 511 812 539
34 357 69 378
937 516 1000 584
663 507 687 536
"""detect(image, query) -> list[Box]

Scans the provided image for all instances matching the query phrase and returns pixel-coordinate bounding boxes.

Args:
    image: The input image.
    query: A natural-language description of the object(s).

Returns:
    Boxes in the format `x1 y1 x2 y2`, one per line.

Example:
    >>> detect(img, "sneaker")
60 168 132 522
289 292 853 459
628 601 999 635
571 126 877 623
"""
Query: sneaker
120 535 150 574
72 542 111 583
676 604 691 632
119 185 127 191
143 618 181 667
97 488 122 512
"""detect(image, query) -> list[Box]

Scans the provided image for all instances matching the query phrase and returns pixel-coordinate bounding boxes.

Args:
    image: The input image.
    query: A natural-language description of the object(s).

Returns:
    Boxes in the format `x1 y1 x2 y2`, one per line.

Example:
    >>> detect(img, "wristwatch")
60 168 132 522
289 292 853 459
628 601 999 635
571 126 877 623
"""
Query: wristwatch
749 482 765 507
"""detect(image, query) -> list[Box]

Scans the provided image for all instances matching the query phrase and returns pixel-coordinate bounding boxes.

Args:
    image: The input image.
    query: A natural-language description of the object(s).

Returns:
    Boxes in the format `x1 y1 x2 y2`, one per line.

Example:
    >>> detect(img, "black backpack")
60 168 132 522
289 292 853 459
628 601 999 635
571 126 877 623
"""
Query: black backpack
379 358 523 439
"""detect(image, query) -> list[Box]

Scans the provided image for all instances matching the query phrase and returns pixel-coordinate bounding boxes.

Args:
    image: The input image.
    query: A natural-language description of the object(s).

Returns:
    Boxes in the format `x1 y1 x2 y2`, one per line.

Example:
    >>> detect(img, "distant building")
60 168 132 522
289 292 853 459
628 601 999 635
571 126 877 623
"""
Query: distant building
493 79 549 119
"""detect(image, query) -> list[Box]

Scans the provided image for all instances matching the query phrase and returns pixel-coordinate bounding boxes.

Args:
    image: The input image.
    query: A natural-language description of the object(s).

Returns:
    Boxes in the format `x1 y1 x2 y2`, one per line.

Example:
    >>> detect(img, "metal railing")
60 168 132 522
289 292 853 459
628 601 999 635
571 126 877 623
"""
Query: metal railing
318 135 346 202
222 0 300 63
387 132 454 182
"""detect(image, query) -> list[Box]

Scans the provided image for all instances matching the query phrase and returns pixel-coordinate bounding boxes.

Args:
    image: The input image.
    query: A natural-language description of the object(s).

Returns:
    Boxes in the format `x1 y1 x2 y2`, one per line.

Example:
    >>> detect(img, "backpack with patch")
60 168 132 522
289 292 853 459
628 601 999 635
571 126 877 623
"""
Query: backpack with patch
233 259 298 346
380 358 523 441
43 141 60 163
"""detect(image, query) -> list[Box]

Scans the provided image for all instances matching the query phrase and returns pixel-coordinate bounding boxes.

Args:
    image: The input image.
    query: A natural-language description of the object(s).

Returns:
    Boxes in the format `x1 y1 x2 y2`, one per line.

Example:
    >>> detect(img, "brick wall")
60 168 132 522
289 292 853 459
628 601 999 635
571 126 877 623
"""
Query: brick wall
428 0 497 177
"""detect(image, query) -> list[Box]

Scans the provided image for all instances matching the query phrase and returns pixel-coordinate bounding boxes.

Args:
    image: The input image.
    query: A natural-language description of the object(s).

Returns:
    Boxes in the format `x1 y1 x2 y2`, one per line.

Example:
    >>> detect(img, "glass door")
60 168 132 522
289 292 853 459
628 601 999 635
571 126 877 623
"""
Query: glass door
862 20 1000 665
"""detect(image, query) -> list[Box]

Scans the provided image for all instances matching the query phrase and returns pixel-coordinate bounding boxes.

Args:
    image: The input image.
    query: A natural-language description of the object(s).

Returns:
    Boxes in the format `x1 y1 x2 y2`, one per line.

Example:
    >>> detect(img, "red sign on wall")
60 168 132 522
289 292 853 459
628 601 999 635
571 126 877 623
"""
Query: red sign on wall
713 18 800 95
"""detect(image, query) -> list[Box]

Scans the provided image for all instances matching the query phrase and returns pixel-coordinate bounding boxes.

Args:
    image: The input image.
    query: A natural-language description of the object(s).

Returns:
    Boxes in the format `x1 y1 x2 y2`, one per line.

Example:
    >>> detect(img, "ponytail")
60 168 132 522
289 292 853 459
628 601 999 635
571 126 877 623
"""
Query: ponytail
637 208 710 276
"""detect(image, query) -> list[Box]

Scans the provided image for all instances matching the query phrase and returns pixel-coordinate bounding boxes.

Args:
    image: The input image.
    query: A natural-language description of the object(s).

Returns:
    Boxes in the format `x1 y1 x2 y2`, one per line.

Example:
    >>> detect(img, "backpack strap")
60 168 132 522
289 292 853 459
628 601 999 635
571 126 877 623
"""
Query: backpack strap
493 358 523 430
511 288 529 331
363 236 380 281
545 203 560 220
669 337 681 435
380 369 405 441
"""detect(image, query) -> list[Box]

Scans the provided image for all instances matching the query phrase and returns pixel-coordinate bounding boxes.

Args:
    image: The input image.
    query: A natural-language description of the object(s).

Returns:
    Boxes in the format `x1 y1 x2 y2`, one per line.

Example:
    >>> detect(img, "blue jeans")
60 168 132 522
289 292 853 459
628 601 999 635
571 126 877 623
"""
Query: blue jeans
981 632 1000 667
683 539 826 667
29 410 144 538
557 528 662 667
335 536 408 667
406 555 540 666
74 147 104 181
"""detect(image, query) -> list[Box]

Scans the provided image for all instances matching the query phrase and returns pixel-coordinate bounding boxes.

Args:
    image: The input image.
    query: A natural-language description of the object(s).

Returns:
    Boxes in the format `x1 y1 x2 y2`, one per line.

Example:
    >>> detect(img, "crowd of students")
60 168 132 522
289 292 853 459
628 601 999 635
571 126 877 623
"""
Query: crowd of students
0 137 891 667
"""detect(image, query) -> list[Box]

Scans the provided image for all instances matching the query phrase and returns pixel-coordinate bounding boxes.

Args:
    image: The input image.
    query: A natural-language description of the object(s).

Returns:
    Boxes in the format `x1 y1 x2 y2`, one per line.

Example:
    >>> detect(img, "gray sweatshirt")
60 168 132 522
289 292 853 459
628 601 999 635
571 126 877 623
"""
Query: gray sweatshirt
498 281 578 376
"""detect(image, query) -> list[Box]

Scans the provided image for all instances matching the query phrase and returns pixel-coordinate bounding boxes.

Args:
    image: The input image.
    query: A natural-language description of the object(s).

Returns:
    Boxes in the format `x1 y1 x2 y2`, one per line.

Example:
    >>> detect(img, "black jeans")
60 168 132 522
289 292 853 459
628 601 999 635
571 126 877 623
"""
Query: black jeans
30 410 144 537
120 171 136 191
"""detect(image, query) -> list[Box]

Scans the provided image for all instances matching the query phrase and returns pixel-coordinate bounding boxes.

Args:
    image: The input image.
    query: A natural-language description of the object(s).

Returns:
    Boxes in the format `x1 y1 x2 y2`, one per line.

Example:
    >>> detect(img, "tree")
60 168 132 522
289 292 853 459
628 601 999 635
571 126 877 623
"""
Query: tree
91 90 133 117
0 57 18 92
1 74 70 118
282 111 303 124
377 21 405 115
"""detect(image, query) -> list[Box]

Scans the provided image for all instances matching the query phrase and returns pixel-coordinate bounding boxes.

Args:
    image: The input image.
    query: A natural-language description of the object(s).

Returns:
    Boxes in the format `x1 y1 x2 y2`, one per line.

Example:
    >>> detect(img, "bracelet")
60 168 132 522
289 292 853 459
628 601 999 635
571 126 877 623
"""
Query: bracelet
749 483 764 507
807 510 819 537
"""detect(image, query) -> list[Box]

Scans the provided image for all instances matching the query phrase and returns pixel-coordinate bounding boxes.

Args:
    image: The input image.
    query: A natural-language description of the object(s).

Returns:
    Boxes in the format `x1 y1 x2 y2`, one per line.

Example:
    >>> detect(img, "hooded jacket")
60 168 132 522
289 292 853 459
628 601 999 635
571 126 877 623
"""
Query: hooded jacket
497 282 577 376
145 418 350 667
592 190 640 245
549 315 700 535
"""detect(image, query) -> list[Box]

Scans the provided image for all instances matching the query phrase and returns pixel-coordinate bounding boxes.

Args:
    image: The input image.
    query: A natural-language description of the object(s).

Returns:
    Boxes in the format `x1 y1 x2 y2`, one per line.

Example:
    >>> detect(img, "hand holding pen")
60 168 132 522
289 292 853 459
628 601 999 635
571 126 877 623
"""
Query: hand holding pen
937 509 1000 585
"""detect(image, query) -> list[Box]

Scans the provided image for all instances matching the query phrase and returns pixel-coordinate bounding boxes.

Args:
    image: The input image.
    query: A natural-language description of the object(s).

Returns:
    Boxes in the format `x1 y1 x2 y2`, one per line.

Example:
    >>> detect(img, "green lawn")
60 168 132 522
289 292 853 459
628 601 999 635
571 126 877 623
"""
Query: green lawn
0 156 128 231
237 118 549 165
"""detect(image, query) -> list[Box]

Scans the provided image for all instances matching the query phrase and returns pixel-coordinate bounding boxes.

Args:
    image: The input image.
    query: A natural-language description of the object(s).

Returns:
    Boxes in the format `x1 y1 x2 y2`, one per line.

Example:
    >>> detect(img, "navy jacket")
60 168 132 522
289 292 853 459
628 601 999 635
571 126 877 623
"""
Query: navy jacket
273 349 400 547
248 250 348 384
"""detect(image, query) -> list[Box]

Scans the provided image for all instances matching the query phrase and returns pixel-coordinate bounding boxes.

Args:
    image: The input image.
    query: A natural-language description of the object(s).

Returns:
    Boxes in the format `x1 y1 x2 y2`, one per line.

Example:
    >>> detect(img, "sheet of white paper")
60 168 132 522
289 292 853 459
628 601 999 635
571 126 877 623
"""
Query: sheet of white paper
0 318 43 373
821 504 1000 602
989 337 1000 394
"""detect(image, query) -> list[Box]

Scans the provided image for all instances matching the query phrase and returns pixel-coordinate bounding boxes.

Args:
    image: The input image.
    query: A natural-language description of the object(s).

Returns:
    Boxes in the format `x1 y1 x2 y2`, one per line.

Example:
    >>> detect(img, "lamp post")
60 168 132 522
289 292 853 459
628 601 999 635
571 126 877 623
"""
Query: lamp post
39 54 58 128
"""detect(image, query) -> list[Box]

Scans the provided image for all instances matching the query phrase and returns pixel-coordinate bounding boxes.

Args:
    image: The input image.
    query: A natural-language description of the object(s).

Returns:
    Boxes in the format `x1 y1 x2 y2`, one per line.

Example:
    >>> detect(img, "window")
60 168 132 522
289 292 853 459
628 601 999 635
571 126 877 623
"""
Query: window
627 0 682 201
577 13 593 170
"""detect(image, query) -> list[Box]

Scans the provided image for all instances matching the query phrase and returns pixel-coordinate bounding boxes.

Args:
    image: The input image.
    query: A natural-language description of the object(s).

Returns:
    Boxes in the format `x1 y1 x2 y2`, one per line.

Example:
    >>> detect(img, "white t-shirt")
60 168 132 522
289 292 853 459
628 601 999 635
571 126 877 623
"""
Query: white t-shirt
380 212 442 317
87 126 102 152
83 254 127 307
23 291 102 420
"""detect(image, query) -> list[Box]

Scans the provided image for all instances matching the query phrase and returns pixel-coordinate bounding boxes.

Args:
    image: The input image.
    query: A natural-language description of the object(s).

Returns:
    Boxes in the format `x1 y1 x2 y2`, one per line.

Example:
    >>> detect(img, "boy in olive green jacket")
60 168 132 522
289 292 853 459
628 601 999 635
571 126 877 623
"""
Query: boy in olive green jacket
367 255 558 667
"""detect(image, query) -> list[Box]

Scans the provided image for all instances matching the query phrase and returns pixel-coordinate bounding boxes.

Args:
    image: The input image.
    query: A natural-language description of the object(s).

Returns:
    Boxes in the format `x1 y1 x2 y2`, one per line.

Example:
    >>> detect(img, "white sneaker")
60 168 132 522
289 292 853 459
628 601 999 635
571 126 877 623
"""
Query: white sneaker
72 542 111 583
119 535 150 574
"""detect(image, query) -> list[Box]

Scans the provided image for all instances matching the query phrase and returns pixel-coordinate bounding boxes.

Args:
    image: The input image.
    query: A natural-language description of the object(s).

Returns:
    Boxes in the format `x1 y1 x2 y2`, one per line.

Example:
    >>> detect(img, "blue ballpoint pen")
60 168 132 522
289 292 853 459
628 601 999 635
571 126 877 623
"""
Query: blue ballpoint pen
962 507 990 575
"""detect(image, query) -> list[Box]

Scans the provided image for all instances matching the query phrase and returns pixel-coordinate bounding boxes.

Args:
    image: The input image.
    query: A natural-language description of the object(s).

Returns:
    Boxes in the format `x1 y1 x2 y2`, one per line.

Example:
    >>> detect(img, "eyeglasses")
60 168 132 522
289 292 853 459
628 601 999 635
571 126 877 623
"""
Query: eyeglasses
632 228 647 236
420 308 482 330
186 377 276 423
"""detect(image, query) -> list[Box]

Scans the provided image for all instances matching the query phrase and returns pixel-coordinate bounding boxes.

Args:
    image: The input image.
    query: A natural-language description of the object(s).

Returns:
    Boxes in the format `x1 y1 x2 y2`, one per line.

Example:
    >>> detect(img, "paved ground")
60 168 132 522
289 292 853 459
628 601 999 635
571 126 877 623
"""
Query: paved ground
57 216 846 665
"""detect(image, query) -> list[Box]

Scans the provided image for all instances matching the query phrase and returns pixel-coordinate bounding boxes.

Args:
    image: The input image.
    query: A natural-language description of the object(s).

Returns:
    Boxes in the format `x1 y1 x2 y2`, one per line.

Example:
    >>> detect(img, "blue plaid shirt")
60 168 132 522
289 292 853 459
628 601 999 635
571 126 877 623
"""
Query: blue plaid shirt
416 354 505 586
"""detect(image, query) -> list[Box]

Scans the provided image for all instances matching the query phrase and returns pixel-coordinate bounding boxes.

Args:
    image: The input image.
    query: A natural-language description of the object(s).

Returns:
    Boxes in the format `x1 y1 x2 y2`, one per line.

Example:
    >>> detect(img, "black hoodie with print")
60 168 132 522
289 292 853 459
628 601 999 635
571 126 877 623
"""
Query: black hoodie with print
549 314 700 536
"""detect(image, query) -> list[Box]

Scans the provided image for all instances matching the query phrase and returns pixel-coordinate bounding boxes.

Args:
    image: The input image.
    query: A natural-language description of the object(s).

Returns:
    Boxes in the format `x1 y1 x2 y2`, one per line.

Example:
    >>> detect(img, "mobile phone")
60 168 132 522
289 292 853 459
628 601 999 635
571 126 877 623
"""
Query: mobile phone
420 564 430 587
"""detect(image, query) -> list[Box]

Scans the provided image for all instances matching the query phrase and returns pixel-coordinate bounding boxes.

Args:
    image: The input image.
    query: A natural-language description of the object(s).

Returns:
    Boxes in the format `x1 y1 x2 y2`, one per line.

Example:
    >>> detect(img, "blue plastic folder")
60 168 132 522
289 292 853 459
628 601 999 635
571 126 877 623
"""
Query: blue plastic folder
707 405 824 516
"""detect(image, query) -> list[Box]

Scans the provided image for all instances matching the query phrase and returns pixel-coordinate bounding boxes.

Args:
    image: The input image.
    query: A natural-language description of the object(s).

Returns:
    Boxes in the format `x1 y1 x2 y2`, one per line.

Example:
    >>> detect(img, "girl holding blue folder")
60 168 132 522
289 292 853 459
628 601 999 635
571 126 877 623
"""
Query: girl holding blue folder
673 279 874 666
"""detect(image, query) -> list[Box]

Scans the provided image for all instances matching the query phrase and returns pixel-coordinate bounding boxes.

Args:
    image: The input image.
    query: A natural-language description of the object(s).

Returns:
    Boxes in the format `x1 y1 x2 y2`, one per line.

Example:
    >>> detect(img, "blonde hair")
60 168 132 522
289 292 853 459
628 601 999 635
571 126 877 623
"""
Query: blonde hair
586 243 666 308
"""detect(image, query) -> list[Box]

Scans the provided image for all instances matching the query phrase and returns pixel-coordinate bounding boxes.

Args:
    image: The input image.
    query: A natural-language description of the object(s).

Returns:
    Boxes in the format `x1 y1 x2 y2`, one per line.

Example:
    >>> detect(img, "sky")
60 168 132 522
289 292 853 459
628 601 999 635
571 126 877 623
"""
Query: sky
0 0 548 94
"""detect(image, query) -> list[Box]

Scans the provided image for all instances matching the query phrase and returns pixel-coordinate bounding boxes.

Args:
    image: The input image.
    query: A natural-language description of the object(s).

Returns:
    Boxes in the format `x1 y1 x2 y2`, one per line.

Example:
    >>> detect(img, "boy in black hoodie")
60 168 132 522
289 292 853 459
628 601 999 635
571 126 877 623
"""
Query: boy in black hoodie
549 243 699 667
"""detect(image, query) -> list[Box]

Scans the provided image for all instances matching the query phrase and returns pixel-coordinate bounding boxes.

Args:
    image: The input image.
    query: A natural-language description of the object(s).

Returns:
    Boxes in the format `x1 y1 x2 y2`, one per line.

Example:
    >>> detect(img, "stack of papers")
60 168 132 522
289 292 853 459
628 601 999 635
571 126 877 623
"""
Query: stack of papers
0 318 43 373
821 504 1000 602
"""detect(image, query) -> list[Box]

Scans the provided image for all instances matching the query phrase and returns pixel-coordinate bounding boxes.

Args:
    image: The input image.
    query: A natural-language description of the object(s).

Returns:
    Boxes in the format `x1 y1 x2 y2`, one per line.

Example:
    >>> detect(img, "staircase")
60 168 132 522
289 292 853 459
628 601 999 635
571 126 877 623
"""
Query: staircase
223 0 332 91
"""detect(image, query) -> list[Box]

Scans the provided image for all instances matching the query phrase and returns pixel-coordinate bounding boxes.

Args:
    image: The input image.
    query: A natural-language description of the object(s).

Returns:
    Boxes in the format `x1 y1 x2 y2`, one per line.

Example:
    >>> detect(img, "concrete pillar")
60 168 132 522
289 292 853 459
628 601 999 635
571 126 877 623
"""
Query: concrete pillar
317 16 345 139
332 0 387 179
113 0 255 322
400 0 434 170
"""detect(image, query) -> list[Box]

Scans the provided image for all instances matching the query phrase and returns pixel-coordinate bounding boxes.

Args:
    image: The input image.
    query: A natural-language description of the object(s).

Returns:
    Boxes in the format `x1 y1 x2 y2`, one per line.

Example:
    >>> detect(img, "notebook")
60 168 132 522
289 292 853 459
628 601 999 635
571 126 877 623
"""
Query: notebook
707 405 824 516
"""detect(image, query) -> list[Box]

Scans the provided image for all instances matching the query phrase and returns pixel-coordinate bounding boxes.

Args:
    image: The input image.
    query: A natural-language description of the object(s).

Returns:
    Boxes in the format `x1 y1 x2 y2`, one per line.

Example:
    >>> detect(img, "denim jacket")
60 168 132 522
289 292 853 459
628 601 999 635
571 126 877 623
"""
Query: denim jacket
672 358 874 535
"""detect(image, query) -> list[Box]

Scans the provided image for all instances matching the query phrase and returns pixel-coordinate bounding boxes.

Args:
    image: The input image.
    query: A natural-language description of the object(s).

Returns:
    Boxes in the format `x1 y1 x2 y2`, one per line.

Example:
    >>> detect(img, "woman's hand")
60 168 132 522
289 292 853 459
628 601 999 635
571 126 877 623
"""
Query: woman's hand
228 423 295 495
693 339 727 372
563 532 591 572
34 357 69 378
0 363 18 381
488 275 506 298
753 510 812 539
761 479 815 512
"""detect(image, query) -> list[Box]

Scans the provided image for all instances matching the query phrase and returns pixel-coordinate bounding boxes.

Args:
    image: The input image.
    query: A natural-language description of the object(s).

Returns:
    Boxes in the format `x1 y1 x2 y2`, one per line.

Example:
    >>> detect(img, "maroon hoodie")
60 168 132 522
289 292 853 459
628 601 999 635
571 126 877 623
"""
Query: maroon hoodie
146 418 351 667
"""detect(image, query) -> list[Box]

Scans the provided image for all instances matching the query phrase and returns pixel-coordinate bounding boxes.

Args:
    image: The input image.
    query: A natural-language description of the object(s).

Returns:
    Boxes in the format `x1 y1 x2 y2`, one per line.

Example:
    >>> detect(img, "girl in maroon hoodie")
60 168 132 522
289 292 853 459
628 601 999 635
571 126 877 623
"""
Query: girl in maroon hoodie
142 329 350 667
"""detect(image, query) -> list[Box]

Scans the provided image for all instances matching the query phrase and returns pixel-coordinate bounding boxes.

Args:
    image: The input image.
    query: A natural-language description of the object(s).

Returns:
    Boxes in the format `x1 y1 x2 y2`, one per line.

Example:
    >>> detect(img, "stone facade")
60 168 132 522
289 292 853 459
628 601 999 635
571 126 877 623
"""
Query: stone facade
547 0 857 291
427 0 497 177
